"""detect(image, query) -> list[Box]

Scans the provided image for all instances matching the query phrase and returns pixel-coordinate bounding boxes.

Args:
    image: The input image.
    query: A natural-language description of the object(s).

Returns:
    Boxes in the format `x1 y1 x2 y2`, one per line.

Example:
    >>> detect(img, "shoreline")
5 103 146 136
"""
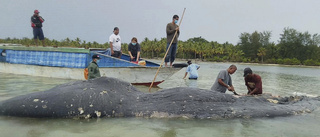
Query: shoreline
145 57 320 69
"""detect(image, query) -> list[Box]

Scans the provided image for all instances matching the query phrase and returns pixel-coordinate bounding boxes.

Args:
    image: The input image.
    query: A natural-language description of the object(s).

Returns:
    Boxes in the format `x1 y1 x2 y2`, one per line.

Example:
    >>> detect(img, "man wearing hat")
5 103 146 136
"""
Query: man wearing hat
183 60 200 80
88 54 101 79
31 10 45 46
243 67 263 95
109 27 122 58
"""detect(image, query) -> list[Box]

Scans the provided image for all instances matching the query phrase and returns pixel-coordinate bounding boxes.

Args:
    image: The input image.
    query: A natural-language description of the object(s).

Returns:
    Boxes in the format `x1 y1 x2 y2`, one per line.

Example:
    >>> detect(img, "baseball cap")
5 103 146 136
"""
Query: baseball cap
34 10 40 13
243 67 252 77
92 54 101 59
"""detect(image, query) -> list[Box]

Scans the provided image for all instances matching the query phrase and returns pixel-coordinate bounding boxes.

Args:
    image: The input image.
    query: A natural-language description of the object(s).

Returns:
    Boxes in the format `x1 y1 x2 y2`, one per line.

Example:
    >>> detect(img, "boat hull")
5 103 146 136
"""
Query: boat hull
0 45 182 85
0 62 180 84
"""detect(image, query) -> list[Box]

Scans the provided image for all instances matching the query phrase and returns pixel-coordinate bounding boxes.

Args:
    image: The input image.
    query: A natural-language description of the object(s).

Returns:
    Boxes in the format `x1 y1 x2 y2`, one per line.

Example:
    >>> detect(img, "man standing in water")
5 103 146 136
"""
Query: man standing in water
165 15 180 67
31 10 45 46
183 60 200 80
211 65 237 94
88 54 101 79
243 67 263 95
109 27 122 58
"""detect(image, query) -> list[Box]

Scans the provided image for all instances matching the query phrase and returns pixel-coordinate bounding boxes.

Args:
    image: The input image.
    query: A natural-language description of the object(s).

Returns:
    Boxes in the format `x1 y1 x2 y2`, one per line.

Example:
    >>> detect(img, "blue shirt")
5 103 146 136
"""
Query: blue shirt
186 64 200 78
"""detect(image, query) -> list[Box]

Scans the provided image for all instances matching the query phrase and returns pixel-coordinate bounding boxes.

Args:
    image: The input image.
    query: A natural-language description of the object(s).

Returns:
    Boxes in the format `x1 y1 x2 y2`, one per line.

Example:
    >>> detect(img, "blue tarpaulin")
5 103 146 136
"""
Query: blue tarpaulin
2 48 160 68
6 50 88 68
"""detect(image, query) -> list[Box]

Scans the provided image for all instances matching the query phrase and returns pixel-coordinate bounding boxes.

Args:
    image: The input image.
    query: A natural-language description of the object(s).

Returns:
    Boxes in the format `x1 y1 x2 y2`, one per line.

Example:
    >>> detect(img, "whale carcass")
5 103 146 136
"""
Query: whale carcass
0 77 319 119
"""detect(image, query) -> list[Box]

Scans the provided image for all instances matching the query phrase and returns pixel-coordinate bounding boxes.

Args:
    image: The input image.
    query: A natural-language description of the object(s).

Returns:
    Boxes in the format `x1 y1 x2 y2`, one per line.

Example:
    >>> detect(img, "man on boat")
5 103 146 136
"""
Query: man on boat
211 65 237 94
88 54 101 79
243 67 263 95
109 27 122 58
165 15 180 67
31 10 45 47
183 60 200 80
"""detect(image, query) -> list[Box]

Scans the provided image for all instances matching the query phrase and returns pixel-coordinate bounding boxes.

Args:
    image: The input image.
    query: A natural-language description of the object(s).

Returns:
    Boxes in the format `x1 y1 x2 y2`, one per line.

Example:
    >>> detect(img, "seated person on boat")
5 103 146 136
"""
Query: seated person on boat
128 37 141 63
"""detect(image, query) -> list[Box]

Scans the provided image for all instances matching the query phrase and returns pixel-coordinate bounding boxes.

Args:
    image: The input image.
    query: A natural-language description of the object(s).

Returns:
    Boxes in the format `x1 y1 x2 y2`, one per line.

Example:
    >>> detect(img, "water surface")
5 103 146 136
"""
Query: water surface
1 62 320 137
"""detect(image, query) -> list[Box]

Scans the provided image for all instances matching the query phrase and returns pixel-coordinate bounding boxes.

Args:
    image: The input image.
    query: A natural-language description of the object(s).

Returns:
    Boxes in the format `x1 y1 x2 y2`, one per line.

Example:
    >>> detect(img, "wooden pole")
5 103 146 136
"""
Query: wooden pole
149 8 186 92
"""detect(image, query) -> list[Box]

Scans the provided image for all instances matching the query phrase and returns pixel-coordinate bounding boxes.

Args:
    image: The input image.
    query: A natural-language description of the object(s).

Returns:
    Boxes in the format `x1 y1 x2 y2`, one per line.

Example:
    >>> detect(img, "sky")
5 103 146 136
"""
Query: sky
1 0 320 45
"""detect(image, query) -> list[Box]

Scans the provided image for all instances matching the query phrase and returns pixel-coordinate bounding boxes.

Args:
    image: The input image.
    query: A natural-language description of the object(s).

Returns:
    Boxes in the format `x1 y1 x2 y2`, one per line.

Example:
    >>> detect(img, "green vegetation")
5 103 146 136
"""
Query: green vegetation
1 27 320 66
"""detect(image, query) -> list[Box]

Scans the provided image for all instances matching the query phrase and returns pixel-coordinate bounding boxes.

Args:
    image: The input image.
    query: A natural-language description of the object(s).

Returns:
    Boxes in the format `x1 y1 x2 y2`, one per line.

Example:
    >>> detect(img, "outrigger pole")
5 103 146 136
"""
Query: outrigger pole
149 8 186 92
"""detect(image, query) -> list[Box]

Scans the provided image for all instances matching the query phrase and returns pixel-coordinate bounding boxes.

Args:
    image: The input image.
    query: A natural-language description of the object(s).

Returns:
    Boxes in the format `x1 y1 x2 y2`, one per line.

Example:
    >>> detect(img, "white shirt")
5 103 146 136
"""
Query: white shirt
109 33 121 51
186 64 200 78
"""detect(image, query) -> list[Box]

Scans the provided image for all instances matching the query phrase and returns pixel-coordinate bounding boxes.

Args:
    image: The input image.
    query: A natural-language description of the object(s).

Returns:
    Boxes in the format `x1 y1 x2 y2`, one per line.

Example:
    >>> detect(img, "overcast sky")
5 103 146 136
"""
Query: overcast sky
1 0 319 44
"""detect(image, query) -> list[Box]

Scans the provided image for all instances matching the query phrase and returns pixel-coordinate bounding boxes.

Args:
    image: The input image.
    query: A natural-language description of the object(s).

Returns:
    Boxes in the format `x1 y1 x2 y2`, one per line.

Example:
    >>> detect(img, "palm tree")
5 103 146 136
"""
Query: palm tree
216 46 225 57
234 50 244 62
191 43 197 59
75 37 81 48
225 45 235 61
257 47 267 63
177 42 185 59
82 40 87 49
141 37 150 58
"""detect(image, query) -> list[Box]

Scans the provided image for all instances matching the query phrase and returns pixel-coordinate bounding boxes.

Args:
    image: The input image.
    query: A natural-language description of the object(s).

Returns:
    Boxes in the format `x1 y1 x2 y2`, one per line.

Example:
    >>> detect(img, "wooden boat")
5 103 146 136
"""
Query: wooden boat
0 44 183 86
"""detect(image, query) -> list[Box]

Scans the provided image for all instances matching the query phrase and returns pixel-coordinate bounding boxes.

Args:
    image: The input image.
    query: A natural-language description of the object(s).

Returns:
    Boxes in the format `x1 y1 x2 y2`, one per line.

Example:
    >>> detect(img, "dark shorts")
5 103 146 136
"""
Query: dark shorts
33 27 44 40
189 78 198 80
112 51 122 58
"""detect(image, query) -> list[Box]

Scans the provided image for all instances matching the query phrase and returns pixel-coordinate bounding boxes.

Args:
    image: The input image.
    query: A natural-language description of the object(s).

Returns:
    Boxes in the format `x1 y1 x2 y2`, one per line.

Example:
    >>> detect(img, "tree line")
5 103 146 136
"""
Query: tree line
1 27 320 66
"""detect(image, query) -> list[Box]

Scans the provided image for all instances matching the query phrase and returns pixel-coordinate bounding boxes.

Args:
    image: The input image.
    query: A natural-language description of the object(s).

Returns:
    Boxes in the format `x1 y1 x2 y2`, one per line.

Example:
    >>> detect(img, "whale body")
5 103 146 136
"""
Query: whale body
0 77 319 119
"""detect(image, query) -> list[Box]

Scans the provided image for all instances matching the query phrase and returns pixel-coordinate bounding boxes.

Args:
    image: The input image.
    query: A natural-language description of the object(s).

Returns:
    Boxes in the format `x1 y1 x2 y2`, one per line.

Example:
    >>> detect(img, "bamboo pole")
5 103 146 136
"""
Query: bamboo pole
149 8 186 92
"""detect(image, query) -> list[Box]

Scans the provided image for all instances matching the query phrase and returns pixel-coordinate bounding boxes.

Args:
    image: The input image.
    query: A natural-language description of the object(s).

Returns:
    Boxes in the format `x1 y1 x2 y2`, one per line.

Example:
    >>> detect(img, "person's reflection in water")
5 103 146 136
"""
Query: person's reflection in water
186 79 198 88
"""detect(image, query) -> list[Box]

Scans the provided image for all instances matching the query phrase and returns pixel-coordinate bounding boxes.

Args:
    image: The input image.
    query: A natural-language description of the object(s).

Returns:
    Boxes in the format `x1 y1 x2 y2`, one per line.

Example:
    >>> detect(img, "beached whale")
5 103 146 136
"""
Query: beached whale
0 77 319 119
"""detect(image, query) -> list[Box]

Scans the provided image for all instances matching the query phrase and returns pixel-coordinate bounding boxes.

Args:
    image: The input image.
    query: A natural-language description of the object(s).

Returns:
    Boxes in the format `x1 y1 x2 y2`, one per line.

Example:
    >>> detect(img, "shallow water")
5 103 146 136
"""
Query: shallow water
1 62 320 137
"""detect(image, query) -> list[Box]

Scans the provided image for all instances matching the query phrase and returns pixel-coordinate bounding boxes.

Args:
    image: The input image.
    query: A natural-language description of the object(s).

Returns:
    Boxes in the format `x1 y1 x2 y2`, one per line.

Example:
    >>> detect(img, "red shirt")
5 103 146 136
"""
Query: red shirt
245 74 262 94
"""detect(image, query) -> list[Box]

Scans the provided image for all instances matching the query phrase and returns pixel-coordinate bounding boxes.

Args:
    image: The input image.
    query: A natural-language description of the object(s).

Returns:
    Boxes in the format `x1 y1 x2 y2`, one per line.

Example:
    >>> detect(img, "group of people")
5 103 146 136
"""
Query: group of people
30 10 143 62
31 10 180 68
108 27 140 62
89 50 262 96
183 62 262 95
31 10 262 95
107 15 180 65
209 65 262 95
86 14 181 80
90 53 262 95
